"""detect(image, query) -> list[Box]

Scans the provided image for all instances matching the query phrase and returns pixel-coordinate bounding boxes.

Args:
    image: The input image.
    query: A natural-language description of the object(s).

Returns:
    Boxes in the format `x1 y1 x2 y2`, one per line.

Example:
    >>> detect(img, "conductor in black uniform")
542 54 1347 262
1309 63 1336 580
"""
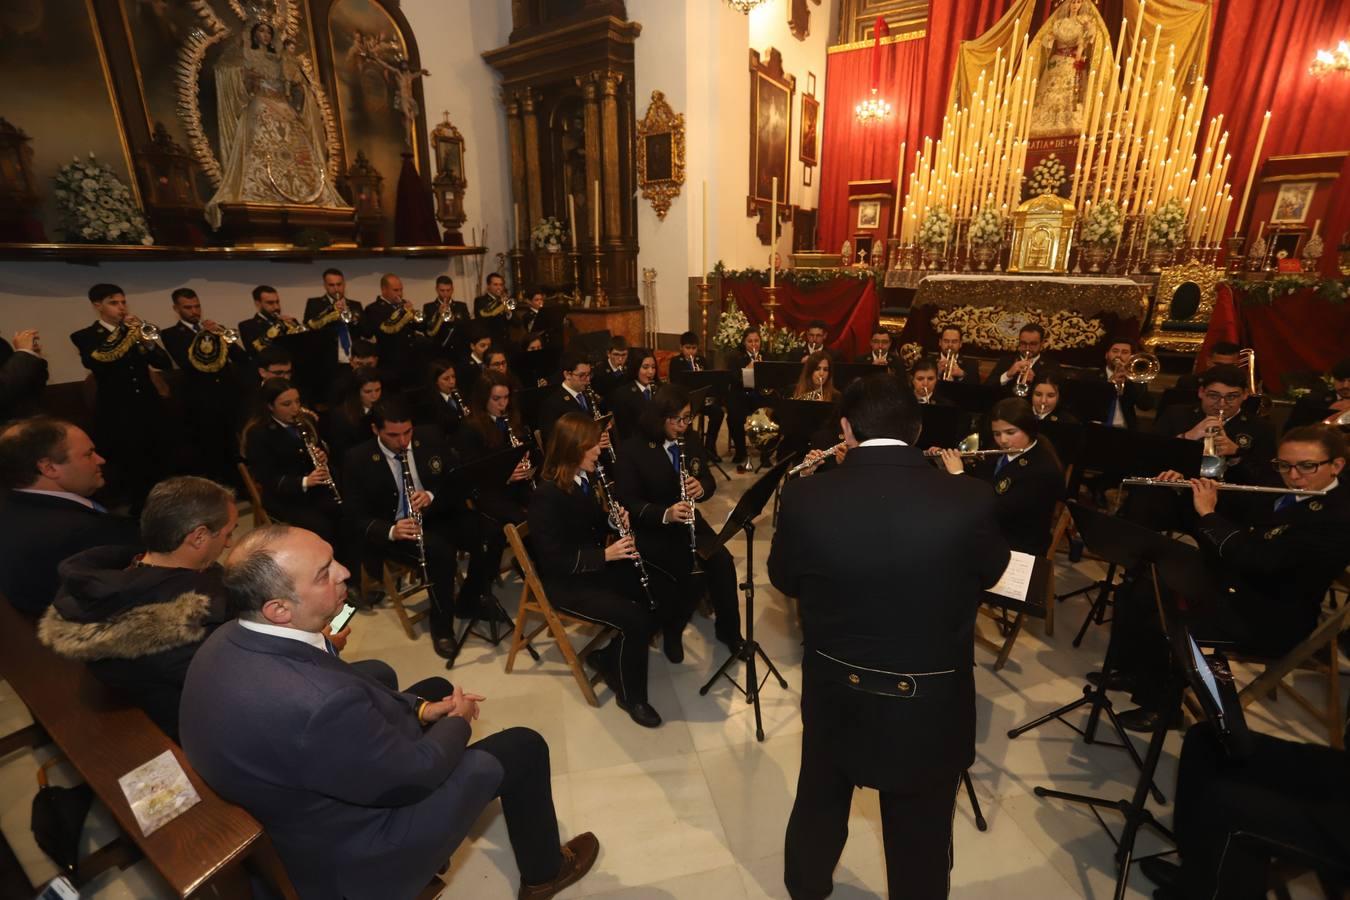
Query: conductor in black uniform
769 374 1010 899
70 283 174 512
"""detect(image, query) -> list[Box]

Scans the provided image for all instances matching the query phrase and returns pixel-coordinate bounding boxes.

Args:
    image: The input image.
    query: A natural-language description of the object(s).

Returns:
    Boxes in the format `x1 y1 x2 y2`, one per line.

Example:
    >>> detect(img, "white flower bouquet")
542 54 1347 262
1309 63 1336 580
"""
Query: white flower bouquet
1026 154 1067 198
1147 199 1188 250
760 323 804 359
969 207 1005 248
530 216 569 252
918 206 953 251
712 299 751 352
1081 199 1123 247
52 153 153 245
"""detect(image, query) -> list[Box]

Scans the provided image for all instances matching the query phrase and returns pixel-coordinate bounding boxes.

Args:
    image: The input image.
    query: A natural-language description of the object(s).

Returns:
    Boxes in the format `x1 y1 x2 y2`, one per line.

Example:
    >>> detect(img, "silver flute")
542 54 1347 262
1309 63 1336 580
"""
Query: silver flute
788 441 847 476
1120 477 1329 496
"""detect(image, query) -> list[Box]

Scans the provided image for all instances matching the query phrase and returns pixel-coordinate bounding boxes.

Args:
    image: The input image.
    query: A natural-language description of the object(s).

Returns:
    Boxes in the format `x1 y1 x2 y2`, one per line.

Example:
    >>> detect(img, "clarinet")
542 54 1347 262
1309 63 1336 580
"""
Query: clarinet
592 459 656 611
584 386 617 464
505 417 536 491
677 434 703 576
296 408 341 504
395 452 433 594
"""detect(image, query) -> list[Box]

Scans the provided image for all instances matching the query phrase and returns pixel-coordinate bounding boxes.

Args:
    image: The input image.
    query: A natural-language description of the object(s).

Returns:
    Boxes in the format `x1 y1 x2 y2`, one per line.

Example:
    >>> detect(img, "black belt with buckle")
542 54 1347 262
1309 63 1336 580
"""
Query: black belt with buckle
813 650 958 699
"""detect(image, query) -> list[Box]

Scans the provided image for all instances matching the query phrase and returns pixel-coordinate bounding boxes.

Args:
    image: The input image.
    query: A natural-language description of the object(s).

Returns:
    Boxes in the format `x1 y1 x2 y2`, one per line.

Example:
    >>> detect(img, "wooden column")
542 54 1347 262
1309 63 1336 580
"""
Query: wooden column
578 74 603 243
521 88 544 234
504 92 526 247
600 70 623 242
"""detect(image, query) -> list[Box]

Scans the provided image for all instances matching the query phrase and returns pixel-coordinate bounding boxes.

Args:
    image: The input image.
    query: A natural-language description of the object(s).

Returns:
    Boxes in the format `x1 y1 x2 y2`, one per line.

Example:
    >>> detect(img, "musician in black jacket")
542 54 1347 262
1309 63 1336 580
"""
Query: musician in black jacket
935 398 1063 555
0 329 48 421
422 275 472 360
162 288 248 486
614 386 743 662
0 418 139 615
936 325 976 383
343 399 496 658
238 284 304 359
528 412 659 728
1288 355 1350 428
855 325 897 370
726 327 766 466
1030 375 1080 424
473 272 512 347
415 359 467 440
536 349 601 445
770 374 1010 898
323 368 382 477
984 322 1058 396
70 283 174 512
364 274 426 391
910 358 954 408
593 336 630 399
1153 364 1274 485
240 379 353 581
1080 339 1157 428
609 349 660 441
669 332 724 461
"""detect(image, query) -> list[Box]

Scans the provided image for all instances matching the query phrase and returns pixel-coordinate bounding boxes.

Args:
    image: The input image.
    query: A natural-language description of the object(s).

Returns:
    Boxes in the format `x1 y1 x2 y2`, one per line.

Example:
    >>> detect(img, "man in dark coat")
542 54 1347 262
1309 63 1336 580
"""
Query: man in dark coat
423 275 472 360
0 328 48 421
1153 364 1275 485
301 267 364 402
668 331 724 460
364 273 426 391
984 322 1059 397
1081 339 1157 429
179 524 598 900
0 417 138 614
473 272 513 347
769 374 1010 899
535 349 602 445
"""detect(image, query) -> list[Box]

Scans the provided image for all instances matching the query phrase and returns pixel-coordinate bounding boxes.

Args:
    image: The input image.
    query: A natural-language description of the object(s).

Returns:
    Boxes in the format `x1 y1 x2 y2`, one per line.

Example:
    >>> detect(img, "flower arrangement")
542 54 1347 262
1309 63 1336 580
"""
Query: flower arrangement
52 153 153 245
969 207 1005 247
1026 154 1067 198
530 216 569 252
1146 199 1187 250
1081 199 1123 247
917 206 953 251
712 299 751 352
761 322 804 359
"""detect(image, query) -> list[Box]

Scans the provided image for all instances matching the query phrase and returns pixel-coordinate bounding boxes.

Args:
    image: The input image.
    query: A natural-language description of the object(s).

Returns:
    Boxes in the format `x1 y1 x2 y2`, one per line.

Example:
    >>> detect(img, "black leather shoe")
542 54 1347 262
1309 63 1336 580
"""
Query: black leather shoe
706 448 723 463
1086 670 1136 692
1116 706 1162 733
432 637 459 660
732 452 748 465
616 698 662 728
1139 857 1181 891
663 631 685 664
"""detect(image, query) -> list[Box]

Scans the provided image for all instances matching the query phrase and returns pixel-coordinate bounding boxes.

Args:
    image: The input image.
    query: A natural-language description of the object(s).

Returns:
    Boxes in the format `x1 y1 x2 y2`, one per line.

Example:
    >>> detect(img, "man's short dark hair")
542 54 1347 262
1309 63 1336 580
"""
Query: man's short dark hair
1198 365 1247 390
1019 323 1046 340
1329 356 1350 380
872 324 892 338
940 324 963 339
223 526 296 618
1211 341 1241 357
322 267 344 280
486 272 505 284
608 336 629 352
435 275 452 286
255 346 292 370
561 348 591 373
679 331 698 346
350 339 378 360
0 417 73 489
252 285 277 303
840 374 919 444
370 398 415 430
171 288 198 304
807 320 827 332
142 477 235 553
88 283 123 304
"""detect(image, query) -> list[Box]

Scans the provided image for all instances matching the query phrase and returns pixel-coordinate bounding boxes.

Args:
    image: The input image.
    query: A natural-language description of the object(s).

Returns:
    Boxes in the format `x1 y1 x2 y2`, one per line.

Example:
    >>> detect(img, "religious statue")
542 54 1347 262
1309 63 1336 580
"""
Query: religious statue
357 38 430 147
204 19 347 227
1029 0 1101 137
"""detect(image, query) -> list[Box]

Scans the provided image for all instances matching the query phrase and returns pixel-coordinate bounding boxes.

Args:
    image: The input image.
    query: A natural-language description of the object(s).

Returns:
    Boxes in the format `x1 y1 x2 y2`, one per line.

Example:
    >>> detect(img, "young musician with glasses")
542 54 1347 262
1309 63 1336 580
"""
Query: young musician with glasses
528 412 660 728
1153 364 1274 484
985 323 1057 395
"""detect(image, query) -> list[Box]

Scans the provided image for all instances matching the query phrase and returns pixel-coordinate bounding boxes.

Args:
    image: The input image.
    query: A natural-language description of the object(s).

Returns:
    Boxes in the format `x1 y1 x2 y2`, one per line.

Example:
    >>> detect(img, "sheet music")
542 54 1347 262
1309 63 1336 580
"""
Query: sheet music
987 551 1036 602
741 367 755 389
1189 635 1224 715
118 749 201 836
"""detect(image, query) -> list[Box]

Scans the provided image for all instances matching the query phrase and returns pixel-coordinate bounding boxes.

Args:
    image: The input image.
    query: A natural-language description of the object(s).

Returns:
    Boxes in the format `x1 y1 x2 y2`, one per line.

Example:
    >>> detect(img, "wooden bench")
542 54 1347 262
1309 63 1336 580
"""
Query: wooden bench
0 599 296 898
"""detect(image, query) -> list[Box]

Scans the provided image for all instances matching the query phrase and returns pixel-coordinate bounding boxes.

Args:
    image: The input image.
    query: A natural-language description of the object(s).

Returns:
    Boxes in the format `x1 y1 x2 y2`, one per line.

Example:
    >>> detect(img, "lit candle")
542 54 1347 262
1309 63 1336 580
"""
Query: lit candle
513 203 521 249
1234 110 1270 233
593 180 601 247
769 176 777 288
893 141 906 237
701 180 708 285
1311 218 1321 239
568 194 577 252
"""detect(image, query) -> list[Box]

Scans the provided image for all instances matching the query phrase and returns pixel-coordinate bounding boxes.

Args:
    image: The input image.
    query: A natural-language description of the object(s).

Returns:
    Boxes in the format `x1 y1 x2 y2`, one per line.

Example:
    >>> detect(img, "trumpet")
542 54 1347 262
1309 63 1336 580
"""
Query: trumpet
295 407 341 504
1121 477 1329 497
206 324 240 344
592 457 655 610
940 350 957 381
787 441 847 476
128 318 160 342
338 305 357 325
1200 423 1228 479
1013 351 1032 397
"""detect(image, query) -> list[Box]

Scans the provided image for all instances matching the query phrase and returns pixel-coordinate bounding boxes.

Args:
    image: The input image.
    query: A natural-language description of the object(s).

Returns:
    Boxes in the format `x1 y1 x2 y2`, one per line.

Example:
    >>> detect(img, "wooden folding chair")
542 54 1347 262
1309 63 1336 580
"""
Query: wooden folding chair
502 522 615 706
359 560 429 640
237 462 274 526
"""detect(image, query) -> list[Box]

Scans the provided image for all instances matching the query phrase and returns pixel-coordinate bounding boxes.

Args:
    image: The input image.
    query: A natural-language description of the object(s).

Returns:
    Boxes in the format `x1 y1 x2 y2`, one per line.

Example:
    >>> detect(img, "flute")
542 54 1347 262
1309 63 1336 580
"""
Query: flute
788 442 847 476
1120 477 1329 496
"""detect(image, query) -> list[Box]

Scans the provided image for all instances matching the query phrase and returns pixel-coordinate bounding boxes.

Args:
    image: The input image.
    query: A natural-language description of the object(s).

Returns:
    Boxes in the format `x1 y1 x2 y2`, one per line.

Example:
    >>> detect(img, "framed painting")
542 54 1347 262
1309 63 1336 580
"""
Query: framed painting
1270 181 1315 225
856 200 881 230
800 93 819 167
747 47 795 226
636 90 685 219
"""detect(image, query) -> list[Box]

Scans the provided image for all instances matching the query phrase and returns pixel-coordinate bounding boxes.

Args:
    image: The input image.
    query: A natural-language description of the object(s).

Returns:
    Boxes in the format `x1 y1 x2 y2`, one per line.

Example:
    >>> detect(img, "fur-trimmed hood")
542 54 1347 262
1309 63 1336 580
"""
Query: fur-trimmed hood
39 545 227 661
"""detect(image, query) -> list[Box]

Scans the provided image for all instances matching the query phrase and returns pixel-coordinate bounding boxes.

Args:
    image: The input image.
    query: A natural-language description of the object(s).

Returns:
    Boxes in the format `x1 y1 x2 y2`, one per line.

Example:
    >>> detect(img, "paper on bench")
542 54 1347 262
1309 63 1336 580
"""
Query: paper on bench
118 749 201 836
987 551 1036 602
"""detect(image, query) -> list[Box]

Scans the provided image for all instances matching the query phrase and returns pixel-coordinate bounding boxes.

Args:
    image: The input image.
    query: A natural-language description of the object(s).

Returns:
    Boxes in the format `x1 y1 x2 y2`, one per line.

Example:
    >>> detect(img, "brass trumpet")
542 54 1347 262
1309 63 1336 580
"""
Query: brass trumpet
940 350 957 381
1013 351 1032 397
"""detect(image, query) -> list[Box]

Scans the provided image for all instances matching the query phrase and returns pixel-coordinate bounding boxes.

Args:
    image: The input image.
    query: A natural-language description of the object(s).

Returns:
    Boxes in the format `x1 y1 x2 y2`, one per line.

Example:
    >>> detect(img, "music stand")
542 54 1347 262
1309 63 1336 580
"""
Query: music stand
1059 378 1117 425
935 379 1000 415
448 445 535 665
751 361 801 394
1007 502 1197 802
1032 550 1241 900
514 384 552 435
916 404 963 451
698 457 794 741
516 345 562 387
569 328 611 362
670 369 737 480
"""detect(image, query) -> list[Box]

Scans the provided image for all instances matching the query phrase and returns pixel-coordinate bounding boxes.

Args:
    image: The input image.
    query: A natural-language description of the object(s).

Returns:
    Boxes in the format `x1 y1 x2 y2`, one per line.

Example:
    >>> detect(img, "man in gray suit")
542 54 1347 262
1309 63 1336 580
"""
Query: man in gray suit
179 525 598 900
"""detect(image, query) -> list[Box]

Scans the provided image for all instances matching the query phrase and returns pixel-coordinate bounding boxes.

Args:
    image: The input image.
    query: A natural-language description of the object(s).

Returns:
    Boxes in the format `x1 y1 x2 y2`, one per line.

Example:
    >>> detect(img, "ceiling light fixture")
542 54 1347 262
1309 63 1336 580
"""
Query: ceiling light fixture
1310 40 1350 77
725 0 768 13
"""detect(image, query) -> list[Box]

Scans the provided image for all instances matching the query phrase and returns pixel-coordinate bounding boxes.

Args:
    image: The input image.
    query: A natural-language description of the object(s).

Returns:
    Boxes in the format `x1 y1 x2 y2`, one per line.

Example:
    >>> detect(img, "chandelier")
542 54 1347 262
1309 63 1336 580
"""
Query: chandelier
855 88 892 123
725 0 768 12
1310 40 1350 76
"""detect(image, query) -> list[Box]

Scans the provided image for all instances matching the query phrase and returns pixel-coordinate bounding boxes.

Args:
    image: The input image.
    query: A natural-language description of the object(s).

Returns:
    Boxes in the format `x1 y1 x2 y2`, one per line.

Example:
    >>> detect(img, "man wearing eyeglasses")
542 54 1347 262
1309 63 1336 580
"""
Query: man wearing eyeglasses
984 322 1059 396
1153 364 1274 484
1111 424 1350 734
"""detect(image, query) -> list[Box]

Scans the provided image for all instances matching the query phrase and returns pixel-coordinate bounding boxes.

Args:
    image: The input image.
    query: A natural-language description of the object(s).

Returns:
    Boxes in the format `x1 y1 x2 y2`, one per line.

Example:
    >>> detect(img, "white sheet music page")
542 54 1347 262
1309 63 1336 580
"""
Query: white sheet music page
987 551 1036 602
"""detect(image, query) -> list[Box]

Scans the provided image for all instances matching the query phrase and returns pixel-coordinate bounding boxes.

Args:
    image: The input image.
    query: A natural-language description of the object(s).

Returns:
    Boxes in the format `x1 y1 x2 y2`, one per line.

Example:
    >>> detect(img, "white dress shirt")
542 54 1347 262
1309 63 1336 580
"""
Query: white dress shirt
239 618 330 652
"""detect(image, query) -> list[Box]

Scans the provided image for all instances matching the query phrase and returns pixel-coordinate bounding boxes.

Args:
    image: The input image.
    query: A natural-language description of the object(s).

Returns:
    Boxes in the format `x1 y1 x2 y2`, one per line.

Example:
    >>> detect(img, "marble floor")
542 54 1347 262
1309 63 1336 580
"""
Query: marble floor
0 461 1337 899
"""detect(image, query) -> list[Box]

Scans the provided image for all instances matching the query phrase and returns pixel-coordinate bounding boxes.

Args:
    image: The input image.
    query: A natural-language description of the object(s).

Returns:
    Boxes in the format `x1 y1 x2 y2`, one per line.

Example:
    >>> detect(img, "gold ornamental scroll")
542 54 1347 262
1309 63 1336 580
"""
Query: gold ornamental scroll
914 273 1146 320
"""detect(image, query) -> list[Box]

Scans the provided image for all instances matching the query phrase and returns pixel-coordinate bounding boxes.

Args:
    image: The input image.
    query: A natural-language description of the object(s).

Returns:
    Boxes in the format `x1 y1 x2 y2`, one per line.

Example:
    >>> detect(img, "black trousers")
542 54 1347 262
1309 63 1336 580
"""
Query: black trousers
378 532 459 639
698 402 725 453
653 546 742 644
785 720 961 900
1173 724 1350 899
543 569 652 705
403 678 564 887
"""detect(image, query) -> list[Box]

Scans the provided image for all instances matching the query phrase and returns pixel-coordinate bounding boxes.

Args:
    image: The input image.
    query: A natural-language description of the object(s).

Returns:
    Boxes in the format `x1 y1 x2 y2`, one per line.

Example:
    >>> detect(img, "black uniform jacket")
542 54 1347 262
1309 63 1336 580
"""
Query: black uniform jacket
70 322 170 409
473 293 511 344
1196 479 1350 656
40 545 229 741
613 433 716 580
421 299 471 357
537 385 596 442
769 444 1009 790
1153 405 1275 484
609 381 655 441
526 479 610 582
968 441 1064 556
415 389 466 440
0 336 48 420
0 490 140 615
243 419 318 506
1080 367 1157 428
161 321 247 392
668 354 710 376
855 351 898 370
236 312 294 357
984 352 1059 393
592 365 629 400
364 297 424 361
342 429 461 548
302 295 365 358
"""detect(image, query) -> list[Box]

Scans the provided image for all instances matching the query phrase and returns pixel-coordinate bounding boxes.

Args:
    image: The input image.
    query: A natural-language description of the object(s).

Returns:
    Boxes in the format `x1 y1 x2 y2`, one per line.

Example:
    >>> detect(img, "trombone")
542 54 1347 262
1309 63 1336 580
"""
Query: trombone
1113 352 1160 395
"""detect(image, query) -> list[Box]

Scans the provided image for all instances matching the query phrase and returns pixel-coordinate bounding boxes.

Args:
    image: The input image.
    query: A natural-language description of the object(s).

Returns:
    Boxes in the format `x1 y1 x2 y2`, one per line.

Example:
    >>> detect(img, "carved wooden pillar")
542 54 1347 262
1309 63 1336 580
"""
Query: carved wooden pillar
599 70 623 243
504 92 526 246
521 88 544 235
579 74 603 245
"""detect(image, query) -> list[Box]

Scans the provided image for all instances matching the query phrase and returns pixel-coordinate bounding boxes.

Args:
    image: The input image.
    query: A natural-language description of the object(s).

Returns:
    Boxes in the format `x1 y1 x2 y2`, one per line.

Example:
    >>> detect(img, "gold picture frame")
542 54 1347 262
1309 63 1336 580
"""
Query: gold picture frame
1270 180 1316 225
635 90 685 220
747 47 795 221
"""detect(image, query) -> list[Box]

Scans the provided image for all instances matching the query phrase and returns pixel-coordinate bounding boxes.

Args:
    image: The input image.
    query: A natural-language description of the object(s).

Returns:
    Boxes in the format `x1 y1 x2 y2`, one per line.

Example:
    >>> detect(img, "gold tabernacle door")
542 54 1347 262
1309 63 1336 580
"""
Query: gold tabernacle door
1008 194 1076 273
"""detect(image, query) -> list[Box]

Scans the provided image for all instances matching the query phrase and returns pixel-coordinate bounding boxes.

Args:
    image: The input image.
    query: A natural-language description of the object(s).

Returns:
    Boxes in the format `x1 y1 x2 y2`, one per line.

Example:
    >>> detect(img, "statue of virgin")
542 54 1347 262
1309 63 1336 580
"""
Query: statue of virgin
205 20 347 227
1029 0 1102 137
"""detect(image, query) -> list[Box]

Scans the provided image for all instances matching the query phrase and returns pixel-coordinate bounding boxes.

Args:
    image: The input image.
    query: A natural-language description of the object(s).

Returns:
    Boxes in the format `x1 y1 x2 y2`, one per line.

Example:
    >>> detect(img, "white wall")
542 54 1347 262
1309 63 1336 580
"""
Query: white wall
0 0 513 386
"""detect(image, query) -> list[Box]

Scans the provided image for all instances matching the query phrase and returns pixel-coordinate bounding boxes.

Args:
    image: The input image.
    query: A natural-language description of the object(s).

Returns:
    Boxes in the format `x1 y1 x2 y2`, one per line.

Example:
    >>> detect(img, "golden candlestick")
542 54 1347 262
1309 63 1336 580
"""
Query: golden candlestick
569 250 583 302
592 248 607 308
697 280 713 355
763 284 780 330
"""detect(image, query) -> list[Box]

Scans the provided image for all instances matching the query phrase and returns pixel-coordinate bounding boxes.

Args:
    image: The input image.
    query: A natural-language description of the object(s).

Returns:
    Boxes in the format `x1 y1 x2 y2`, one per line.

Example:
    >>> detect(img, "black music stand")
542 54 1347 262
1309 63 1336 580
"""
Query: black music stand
751 361 801 394
935 379 1000 415
516 345 563 387
1032 551 1242 900
514 384 551 435
916 404 963 451
449 445 536 666
1007 503 1198 803
671 369 737 480
829 362 881 390
1059 378 1118 426
698 458 793 741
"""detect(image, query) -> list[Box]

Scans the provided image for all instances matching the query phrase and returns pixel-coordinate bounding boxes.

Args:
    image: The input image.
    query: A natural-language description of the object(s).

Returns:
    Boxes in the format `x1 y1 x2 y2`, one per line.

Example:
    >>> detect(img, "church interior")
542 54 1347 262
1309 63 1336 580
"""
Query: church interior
1 0 1349 897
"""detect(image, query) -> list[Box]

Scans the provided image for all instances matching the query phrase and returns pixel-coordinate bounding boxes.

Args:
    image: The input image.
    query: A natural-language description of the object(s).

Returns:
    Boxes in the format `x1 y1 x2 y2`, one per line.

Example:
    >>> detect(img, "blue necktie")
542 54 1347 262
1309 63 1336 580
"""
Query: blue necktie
579 475 590 496
324 637 337 655
668 443 681 474
576 391 589 413
643 386 652 401
1274 494 1296 513
394 453 411 519
496 416 509 436
995 454 1009 474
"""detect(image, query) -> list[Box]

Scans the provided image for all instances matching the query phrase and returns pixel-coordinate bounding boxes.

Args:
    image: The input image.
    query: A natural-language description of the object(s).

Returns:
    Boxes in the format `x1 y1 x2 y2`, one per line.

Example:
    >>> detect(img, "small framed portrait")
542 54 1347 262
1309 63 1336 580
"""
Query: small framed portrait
1270 181 1315 224
856 200 881 230
800 94 819 167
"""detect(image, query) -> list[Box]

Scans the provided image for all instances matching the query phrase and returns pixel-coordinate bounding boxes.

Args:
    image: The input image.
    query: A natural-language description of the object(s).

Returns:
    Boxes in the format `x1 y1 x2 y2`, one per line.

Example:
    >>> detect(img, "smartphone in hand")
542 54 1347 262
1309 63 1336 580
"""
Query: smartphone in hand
329 603 357 634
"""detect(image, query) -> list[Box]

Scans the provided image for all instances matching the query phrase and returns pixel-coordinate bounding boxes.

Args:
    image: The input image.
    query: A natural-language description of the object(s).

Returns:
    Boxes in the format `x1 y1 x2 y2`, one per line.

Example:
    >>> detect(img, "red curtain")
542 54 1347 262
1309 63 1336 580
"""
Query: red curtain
1205 0 1350 274
919 0 1016 150
1201 285 1350 392
721 278 881 359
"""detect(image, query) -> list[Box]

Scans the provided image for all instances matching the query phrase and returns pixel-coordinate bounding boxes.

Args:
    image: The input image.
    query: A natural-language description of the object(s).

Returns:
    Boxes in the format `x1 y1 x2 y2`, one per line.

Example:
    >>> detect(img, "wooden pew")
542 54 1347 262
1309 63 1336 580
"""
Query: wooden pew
0 599 296 898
